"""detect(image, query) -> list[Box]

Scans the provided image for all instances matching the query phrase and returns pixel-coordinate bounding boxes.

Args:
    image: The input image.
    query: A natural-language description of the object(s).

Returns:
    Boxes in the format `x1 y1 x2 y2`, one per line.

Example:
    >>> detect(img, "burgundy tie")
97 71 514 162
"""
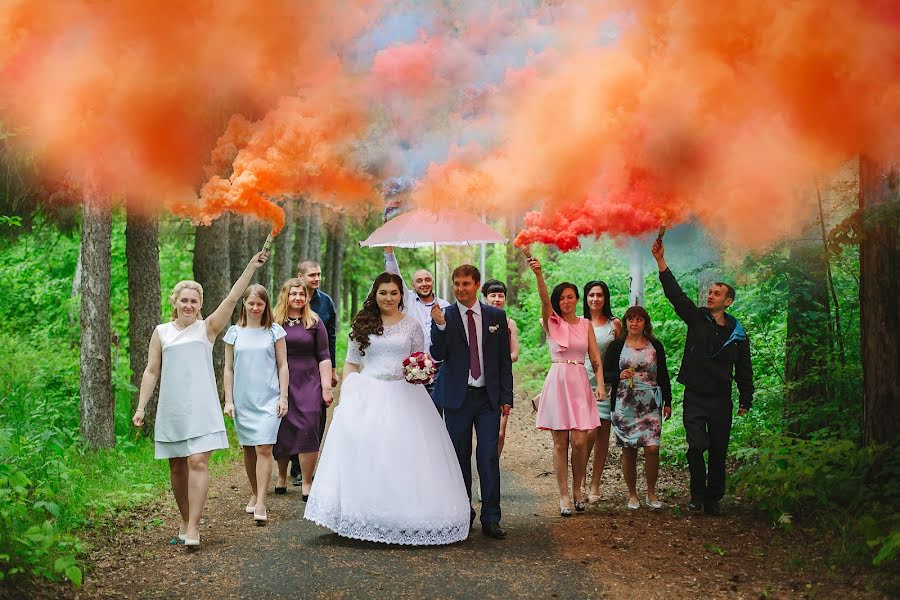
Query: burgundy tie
466 309 482 380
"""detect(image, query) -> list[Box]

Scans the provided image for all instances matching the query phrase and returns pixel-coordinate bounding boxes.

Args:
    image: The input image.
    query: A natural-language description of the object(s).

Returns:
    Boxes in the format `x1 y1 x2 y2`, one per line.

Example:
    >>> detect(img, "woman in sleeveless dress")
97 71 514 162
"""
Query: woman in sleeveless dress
527 257 604 516
581 280 622 503
132 251 269 547
223 284 288 524
304 272 470 545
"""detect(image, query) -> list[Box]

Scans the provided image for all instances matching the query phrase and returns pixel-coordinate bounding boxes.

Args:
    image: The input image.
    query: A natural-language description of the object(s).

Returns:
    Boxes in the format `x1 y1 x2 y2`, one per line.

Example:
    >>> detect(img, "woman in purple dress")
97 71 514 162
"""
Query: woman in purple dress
272 278 333 500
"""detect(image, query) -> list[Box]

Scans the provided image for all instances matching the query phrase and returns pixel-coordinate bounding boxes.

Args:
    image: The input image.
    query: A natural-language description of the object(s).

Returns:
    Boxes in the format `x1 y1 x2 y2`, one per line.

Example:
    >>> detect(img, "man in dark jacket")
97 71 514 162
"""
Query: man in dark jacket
652 239 754 516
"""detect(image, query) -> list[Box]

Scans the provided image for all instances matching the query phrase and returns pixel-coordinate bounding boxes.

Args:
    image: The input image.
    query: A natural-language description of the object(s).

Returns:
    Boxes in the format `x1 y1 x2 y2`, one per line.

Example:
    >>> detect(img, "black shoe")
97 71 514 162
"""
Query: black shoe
688 497 703 512
274 486 287 495
704 499 722 516
482 523 507 539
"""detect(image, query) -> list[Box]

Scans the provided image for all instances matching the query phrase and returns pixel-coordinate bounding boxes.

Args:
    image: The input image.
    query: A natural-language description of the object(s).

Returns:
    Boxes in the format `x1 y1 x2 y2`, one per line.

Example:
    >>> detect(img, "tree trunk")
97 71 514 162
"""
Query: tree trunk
293 199 310 267
273 200 295 291
227 213 244 283
330 215 346 321
784 237 832 435
504 214 526 307
308 204 322 264
859 156 900 446
193 217 231 398
126 210 161 435
323 222 336 295
79 196 115 448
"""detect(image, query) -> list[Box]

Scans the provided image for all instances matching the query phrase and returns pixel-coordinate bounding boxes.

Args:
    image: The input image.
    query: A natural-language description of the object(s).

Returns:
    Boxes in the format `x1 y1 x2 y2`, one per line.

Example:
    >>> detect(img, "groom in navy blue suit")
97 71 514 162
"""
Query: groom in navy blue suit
430 264 514 539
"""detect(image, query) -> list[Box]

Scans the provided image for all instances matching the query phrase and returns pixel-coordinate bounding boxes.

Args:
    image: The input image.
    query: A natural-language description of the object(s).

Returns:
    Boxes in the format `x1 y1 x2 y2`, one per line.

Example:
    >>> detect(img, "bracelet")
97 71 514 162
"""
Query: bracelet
135 408 145 413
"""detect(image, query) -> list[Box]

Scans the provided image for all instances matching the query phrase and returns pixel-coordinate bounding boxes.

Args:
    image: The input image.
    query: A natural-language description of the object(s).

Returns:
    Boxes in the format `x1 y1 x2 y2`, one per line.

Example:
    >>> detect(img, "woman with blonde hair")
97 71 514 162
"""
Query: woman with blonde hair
132 251 269 547
223 284 289 524
271 278 332 501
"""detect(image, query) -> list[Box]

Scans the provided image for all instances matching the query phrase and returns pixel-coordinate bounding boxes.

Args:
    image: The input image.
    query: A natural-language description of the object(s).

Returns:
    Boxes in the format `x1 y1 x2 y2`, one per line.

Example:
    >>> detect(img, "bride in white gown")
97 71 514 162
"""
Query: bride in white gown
304 272 471 545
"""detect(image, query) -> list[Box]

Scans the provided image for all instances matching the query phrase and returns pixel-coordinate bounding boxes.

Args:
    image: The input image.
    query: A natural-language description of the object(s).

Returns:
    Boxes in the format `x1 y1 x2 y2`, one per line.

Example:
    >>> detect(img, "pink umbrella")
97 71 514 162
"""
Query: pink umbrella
360 208 506 274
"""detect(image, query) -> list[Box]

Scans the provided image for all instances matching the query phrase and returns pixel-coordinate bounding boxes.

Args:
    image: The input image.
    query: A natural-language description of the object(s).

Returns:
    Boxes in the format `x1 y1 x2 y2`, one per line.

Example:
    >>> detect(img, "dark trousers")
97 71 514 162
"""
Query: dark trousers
683 389 733 501
443 387 501 525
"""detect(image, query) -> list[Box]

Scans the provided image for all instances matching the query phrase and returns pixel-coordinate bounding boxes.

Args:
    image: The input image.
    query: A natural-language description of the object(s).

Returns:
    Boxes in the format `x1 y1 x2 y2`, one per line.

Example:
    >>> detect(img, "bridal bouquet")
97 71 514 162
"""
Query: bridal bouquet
402 352 438 385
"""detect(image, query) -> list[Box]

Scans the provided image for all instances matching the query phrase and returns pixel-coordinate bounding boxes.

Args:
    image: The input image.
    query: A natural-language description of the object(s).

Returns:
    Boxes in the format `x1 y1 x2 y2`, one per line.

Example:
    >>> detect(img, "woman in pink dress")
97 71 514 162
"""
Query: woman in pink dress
528 256 605 516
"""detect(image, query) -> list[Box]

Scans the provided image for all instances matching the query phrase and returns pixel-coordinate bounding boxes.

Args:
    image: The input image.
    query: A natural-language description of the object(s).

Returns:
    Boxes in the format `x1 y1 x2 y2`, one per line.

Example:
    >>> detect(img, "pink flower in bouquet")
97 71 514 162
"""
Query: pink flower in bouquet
403 351 438 385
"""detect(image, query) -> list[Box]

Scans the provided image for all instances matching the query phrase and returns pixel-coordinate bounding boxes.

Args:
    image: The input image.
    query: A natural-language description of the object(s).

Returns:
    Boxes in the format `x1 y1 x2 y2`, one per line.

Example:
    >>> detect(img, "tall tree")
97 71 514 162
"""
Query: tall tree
326 214 347 320
125 209 161 435
193 217 231 396
504 214 526 306
228 213 245 283
784 235 832 435
308 204 322 264
293 198 310 265
273 200 295 290
79 195 114 448
859 156 900 446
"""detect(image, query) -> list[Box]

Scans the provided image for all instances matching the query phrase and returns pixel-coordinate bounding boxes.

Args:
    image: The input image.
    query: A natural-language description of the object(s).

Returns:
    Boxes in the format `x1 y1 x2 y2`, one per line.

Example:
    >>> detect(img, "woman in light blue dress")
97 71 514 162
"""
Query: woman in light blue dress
224 284 288 524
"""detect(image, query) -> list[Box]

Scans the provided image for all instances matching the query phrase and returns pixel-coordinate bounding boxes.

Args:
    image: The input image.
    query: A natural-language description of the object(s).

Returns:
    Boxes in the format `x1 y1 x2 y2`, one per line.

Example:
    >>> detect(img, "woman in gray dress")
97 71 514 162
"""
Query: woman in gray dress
132 251 268 547
224 284 289 524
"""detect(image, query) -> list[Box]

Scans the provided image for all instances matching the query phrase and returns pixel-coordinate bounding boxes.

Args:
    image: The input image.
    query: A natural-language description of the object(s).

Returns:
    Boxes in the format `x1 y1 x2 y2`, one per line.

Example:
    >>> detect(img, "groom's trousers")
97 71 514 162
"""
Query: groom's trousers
443 386 501 525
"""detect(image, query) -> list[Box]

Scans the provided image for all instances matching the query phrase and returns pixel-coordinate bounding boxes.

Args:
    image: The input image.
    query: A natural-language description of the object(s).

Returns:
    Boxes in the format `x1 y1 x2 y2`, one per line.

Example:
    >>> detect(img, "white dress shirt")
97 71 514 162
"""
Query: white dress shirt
384 251 450 352
456 300 485 388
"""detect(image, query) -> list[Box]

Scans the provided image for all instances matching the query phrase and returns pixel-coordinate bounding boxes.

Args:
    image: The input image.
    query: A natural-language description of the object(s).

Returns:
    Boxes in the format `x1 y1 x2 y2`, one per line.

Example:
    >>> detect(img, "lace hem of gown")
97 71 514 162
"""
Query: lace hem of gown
305 505 469 546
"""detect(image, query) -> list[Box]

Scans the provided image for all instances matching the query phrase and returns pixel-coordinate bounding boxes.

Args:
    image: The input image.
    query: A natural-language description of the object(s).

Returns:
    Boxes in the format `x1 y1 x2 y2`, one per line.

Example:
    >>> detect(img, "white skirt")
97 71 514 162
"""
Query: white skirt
304 373 470 545
155 431 229 459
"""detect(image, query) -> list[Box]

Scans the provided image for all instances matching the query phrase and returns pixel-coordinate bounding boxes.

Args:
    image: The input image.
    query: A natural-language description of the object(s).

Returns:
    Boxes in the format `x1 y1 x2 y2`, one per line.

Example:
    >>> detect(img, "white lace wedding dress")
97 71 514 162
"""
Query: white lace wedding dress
304 315 471 545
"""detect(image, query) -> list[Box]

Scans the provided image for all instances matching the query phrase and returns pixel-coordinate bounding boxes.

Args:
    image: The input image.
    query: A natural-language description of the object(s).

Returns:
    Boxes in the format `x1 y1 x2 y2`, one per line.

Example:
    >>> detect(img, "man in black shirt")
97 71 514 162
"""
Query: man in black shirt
652 239 754 515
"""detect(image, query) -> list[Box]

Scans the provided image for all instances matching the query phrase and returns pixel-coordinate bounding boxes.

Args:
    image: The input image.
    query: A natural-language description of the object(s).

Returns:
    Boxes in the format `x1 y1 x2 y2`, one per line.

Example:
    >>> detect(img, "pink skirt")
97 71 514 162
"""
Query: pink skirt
535 364 601 431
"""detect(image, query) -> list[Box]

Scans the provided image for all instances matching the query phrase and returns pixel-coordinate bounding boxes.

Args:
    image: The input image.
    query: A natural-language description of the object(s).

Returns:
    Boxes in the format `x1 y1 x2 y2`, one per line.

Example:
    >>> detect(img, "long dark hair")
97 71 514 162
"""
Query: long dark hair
550 282 579 316
349 272 405 356
619 305 655 340
582 280 615 321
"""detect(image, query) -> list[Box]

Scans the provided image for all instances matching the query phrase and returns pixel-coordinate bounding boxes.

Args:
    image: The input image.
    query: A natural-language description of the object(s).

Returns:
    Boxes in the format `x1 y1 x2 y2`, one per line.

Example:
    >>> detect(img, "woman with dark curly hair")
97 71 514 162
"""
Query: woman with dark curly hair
602 306 672 511
304 272 470 546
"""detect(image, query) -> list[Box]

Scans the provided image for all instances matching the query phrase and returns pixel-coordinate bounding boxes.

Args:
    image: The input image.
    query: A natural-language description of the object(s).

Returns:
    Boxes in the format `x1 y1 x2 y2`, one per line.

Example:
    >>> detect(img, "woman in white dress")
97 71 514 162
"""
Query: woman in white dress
304 272 471 545
223 284 289 524
132 251 268 547
582 280 621 503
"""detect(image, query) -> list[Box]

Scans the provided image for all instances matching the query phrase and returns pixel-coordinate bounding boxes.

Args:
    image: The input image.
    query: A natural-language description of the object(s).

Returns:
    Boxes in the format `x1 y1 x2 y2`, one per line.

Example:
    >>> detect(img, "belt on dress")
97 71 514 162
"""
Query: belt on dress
552 360 582 365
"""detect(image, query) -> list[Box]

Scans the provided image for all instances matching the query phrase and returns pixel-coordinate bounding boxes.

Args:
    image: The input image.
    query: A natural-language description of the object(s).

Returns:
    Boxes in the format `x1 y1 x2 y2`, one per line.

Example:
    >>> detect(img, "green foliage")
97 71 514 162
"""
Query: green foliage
0 217 238 587
732 435 900 568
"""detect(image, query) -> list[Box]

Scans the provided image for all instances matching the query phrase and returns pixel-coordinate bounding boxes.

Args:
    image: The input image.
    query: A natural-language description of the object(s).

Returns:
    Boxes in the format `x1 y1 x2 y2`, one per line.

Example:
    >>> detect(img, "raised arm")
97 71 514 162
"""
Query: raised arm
132 329 162 427
526 256 552 327
652 239 697 324
383 246 408 289
206 251 269 340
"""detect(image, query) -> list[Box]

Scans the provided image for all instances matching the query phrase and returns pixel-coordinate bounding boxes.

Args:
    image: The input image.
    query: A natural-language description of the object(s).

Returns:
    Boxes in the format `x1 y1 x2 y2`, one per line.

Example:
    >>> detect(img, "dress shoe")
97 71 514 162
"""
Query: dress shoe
245 502 256 514
688 497 704 512
645 496 663 510
574 500 586 512
704 498 722 516
627 499 641 511
274 486 287 495
481 523 506 539
254 510 268 524
184 536 200 547
292 475 303 487
587 493 602 504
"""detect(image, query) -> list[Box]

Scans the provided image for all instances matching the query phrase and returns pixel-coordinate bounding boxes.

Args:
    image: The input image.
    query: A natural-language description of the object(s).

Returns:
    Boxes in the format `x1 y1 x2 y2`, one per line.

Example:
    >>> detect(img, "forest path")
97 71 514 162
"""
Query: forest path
68 396 876 599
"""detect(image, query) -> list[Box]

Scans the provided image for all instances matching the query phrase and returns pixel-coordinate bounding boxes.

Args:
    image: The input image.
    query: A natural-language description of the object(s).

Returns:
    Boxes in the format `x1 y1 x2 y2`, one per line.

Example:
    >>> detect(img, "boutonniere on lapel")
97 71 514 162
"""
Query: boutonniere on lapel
488 324 500 333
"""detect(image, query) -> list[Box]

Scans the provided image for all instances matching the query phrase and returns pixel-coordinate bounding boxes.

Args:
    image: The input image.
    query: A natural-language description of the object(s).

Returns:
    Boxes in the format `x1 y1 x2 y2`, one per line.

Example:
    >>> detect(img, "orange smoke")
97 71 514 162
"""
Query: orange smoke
411 0 900 250
0 0 379 231
186 84 378 234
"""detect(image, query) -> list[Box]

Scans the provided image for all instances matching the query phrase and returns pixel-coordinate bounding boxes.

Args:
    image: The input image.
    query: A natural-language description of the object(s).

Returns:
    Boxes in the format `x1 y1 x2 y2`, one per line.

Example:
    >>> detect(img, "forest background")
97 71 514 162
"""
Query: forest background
0 148 897 593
